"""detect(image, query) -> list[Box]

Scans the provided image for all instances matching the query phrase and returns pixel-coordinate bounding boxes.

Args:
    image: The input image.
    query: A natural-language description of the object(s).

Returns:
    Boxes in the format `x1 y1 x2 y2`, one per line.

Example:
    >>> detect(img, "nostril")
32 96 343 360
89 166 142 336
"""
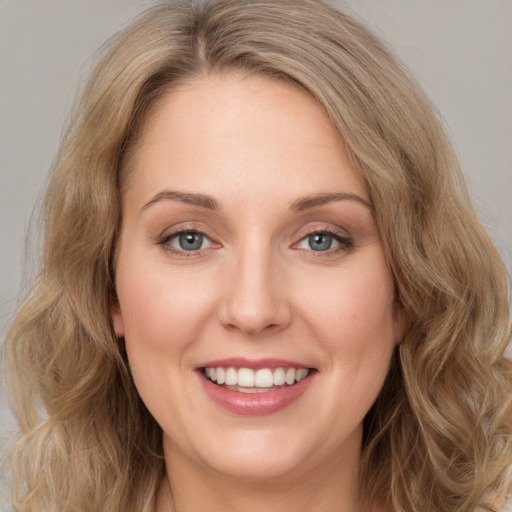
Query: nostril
222 320 282 336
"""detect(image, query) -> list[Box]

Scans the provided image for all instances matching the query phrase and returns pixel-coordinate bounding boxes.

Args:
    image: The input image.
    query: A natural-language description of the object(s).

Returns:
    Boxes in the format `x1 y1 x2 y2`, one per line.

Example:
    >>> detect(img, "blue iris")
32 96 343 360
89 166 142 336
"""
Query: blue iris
179 232 204 250
308 233 332 251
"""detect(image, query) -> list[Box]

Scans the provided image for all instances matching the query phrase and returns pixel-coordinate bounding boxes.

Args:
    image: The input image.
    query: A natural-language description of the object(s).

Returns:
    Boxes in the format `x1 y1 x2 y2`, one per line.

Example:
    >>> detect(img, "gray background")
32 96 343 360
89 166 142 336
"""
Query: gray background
1 0 511 503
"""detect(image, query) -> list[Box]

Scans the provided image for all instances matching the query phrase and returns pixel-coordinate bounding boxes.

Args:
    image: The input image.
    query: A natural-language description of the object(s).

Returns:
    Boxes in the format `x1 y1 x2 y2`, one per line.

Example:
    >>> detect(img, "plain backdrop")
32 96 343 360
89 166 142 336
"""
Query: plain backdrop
1 0 511 503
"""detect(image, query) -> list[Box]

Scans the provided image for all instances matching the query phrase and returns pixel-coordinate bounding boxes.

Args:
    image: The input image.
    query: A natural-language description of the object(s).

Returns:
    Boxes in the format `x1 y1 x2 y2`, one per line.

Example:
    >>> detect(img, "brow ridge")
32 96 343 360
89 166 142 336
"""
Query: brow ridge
143 190 371 213
143 190 219 210
290 192 372 212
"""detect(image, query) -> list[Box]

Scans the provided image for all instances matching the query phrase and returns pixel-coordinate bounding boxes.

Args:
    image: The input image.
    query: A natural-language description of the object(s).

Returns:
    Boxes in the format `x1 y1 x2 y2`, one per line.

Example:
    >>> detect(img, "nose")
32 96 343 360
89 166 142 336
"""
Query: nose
218 244 292 337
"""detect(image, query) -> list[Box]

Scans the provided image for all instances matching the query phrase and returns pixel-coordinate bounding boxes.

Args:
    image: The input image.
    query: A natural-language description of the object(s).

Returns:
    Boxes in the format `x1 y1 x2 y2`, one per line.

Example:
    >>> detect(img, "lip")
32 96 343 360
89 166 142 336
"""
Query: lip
197 367 316 416
195 357 310 370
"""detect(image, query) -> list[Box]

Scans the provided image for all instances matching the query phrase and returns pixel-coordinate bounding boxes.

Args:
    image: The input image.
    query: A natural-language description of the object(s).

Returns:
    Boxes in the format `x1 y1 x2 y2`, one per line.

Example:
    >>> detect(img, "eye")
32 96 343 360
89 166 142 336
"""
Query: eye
161 230 212 252
305 233 333 251
296 231 353 252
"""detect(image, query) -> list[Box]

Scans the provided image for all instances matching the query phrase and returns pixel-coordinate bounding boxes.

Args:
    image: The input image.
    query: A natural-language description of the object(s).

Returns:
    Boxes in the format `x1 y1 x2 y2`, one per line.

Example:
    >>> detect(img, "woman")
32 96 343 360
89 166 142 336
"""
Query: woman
4 0 511 510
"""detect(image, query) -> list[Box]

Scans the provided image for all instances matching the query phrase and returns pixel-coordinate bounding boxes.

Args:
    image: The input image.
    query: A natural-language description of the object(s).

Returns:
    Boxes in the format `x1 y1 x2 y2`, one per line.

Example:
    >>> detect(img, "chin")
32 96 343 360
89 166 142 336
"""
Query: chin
166 426 319 482
205 449 310 482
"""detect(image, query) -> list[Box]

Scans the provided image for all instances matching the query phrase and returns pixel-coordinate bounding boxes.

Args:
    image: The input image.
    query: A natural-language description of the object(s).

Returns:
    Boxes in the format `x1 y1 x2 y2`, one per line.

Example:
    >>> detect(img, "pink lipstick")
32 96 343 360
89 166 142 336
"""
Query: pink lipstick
197 358 316 415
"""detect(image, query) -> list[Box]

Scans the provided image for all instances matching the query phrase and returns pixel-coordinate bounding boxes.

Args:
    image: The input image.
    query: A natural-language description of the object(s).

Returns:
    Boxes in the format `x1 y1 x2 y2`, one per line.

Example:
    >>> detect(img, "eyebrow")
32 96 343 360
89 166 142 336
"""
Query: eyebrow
290 192 373 212
143 190 219 211
142 189 372 213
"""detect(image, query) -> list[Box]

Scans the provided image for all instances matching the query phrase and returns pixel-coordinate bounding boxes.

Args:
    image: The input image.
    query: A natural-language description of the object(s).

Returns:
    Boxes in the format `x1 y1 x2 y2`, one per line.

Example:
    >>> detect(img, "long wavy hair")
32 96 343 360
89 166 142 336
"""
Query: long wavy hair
4 0 511 510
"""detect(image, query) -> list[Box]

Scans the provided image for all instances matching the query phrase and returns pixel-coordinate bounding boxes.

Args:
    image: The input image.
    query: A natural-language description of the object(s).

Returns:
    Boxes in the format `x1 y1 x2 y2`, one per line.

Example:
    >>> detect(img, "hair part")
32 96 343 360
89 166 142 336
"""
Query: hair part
4 1 511 510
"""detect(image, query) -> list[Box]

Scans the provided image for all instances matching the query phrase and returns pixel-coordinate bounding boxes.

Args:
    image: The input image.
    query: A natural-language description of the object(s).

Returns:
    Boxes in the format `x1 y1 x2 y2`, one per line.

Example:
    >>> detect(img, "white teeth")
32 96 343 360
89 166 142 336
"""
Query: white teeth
216 367 225 385
255 368 273 387
285 368 296 385
238 368 255 387
225 367 237 386
204 366 311 388
273 367 286 386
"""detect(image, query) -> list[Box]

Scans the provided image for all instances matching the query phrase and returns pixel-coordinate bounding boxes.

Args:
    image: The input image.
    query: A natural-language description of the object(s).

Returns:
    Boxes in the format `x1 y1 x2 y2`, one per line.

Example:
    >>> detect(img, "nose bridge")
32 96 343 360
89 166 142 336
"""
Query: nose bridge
220 234 290 335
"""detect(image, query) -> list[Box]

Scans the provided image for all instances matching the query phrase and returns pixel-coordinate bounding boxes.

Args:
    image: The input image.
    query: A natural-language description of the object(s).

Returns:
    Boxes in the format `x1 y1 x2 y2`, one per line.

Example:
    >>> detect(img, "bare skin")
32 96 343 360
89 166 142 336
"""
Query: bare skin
112 72 403 512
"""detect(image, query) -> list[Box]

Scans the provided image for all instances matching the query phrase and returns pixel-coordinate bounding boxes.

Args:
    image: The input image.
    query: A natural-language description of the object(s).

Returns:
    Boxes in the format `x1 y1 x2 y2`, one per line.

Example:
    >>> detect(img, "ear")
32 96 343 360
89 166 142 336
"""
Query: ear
110 299 125 338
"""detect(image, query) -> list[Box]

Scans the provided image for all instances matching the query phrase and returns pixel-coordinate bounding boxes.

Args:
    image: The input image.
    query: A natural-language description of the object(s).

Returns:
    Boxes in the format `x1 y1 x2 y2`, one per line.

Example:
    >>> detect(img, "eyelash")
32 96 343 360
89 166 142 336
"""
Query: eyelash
294 228 354 254
157 226 214 257
157 227 354 257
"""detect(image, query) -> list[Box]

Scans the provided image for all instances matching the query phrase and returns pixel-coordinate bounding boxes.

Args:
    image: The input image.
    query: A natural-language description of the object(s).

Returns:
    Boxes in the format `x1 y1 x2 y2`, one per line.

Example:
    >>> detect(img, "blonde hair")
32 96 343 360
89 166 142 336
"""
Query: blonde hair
4 0 511 510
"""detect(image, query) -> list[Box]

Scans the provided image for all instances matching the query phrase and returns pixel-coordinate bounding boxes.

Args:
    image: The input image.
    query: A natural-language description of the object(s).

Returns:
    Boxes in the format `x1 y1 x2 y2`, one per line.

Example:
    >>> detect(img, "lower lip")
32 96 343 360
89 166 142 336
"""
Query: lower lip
199 372 315 415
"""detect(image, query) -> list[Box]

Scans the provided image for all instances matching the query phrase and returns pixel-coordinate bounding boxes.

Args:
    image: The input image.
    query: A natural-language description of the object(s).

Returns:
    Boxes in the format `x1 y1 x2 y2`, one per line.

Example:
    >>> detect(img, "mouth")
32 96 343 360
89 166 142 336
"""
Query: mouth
201 366 314 393
197 361 317 415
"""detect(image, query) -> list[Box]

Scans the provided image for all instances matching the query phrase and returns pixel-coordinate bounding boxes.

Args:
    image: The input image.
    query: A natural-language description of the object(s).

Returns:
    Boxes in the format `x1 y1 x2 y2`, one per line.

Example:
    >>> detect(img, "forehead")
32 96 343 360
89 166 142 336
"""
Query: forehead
123 72 368 211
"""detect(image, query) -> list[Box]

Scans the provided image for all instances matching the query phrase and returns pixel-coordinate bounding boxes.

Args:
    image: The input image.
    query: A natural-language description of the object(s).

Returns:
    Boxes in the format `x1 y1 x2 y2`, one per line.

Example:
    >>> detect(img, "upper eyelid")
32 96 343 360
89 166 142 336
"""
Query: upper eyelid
296 231 352 245
300 226 347 236
163 229 209 241
161 227 350 242
160 228 214 245
294 223 352 240
158 222 213 238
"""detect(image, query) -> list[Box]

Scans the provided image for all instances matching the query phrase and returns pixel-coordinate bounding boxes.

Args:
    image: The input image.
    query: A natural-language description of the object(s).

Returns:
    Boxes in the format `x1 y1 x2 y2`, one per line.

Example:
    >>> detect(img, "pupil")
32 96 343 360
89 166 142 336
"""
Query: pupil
179 232 203 250
309 234 332 251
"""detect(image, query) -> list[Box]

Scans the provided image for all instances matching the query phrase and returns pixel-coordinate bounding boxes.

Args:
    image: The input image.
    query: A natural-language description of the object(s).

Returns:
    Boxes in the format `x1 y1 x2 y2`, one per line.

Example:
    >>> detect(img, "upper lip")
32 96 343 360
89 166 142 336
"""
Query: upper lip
195 357 313 371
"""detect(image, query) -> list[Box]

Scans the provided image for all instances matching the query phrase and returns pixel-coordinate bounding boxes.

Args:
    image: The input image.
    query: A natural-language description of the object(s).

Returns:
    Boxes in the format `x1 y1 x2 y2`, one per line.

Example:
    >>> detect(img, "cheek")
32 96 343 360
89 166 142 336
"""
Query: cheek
302 259 396 343
114 258 222 425
116 259 217 350
296 252 398 391
113 256 224 419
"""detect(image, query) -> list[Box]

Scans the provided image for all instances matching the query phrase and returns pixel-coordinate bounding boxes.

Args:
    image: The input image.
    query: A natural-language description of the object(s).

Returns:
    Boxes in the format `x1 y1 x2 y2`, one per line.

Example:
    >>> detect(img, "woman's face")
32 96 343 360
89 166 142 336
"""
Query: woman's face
112 73 403 482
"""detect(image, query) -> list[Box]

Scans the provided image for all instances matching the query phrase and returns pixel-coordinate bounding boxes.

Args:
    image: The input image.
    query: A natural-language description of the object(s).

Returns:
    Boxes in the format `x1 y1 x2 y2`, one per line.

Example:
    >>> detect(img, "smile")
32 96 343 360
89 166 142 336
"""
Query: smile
203 366 311 392
198 361 316 415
